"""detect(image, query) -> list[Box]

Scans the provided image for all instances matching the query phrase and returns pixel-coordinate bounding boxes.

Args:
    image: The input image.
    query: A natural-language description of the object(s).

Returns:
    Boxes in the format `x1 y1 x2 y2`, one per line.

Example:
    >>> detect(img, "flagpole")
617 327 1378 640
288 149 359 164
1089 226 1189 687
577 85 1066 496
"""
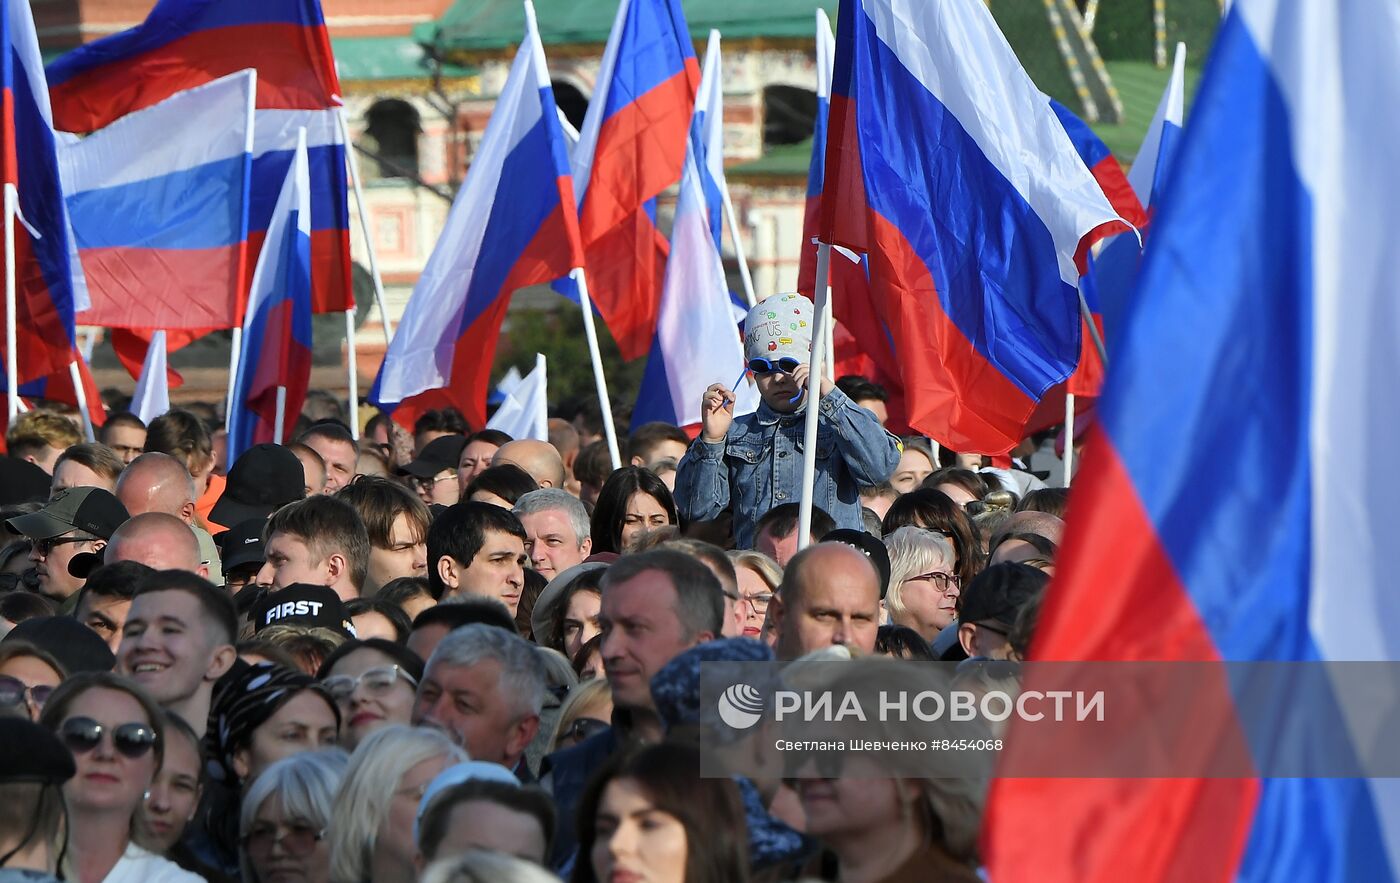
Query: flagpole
274 386 287 444
332 100 395 347
1078 290 1109 365
345 308 360 440
823 287 835 378
1063 392 1076 486
797 242 833 551
719 182 757 308
570 267 622 469
67 361 95 442
535 353 548 441
4 184 18 422
225 327 242 429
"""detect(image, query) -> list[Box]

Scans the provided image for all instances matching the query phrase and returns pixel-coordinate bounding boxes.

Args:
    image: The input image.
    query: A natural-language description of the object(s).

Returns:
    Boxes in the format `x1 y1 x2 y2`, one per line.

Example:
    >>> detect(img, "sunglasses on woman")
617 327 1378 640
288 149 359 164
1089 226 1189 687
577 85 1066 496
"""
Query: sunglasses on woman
242 821 325 857
322 665 417 702
59 716 159 759
0 675 54 710
747 356 802 376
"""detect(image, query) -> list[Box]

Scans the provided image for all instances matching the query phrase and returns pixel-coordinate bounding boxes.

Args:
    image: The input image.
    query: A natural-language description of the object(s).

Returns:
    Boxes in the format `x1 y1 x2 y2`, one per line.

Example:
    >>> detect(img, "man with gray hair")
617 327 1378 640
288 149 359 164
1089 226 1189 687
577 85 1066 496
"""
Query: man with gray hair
513 488 592 580
412 623 545 776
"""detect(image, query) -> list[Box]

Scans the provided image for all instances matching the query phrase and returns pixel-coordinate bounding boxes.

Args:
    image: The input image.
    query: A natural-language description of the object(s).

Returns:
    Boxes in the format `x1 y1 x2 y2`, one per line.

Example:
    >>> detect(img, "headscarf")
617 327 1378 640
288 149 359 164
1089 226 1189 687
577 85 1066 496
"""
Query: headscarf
210 661 339 785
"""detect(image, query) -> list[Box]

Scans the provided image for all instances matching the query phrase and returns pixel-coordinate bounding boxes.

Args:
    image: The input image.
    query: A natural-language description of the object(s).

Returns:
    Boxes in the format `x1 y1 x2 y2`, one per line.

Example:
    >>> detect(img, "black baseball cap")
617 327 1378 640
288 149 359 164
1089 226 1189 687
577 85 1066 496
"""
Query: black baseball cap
6 486 128 540
398 435 468 479
251 584 355 636
957 563 1048 630
221 517 269 573
3 616 116 673
822 528 892 599
211 444 305 526
0 717 75 785
0 456 53 506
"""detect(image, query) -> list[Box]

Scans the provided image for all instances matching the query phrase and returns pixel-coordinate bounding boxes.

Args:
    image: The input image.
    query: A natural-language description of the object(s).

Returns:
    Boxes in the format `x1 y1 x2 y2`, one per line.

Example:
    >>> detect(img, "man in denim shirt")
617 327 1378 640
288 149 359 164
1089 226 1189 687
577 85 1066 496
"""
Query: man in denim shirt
675 293 901 549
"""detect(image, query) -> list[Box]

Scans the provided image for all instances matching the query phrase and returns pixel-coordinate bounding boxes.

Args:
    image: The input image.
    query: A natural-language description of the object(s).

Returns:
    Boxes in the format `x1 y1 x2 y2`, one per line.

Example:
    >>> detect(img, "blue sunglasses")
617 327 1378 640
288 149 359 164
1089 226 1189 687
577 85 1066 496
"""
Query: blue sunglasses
747 356 801 375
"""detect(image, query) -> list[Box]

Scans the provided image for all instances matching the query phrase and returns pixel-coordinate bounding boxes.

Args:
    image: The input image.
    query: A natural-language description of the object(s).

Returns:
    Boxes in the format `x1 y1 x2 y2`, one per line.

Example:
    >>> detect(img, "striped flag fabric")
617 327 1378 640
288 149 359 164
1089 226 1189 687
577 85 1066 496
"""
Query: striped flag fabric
568 0 700 360
986 2 1400 879
57 70 255 331
225 130 312 462
485 353 548 442
2 0 80 383
818 0 1130 454
368 0 582 431
47 0 354 317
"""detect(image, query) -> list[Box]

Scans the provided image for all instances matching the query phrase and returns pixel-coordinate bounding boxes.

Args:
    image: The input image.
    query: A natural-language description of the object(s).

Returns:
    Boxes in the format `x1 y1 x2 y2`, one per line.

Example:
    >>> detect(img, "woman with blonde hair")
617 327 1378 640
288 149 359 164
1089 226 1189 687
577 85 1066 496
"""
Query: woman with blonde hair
726 550 782 641
549 677 614 752
883 526 960 643
327 724 468 883
239 749 348 883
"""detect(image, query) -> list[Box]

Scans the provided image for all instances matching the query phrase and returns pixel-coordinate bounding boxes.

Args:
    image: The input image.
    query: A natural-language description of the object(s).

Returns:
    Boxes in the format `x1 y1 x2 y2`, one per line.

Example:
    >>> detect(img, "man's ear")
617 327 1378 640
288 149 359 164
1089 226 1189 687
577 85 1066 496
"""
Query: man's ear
436 556 461 591
629 455 645 467
325 552 348 586
579 537 593 557
179 500 197 524
507 713 540 765
957 623 978 657
766 594 785 635
207 643 237 683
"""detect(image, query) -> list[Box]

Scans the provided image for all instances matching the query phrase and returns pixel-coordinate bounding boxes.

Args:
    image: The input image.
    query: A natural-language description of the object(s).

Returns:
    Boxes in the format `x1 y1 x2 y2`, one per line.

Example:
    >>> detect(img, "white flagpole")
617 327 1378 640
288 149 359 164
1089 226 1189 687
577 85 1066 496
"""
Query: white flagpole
5 184 18 422
225 327 242 428
797 242 833 551
823 288 835 378
332 101 395 347
1063 393 1076 486
719 183 757 308
570 267 622 469
345 308 360 440
535 352 548 440
67 361 95 441
274 385 287 444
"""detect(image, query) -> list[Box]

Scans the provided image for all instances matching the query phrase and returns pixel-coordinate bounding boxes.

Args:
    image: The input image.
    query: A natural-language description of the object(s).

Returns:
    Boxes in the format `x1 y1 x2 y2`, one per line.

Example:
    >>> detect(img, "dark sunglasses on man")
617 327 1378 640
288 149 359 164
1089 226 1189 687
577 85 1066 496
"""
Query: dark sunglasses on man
58 716 160 759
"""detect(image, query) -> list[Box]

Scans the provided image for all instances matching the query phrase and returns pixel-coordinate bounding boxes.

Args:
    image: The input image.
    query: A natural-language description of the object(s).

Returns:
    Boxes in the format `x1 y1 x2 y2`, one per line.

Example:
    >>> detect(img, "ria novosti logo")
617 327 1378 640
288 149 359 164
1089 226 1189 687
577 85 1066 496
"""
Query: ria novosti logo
717 683 765 730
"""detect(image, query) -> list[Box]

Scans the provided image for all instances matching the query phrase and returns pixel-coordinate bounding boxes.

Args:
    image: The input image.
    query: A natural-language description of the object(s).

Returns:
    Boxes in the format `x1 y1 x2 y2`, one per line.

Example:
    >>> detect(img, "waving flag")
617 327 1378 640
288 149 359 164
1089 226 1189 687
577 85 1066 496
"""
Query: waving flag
819 0 1129 454
130 330 170 423
569 0 700 360
1094 42 1188 349
1049 99 1146 396
226 131 312 462
986 2 1400 880
58 70 255 331
692 30 726 247
369 0 582 431
633 87 755 429
17 349 106 428
486 353 548 442
47 0 353 317
2 0 80 384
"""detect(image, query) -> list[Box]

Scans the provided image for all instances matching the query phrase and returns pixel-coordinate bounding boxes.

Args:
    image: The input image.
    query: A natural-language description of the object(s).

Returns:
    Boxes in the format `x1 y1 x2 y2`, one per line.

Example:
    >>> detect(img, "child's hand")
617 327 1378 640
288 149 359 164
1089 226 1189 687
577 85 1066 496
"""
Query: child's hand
788 363 835 403
700 384 736 442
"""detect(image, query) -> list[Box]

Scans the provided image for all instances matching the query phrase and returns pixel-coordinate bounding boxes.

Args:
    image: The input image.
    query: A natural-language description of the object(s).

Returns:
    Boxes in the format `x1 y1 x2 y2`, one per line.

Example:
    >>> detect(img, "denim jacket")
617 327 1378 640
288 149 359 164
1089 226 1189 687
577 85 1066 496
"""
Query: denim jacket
674 387 901 549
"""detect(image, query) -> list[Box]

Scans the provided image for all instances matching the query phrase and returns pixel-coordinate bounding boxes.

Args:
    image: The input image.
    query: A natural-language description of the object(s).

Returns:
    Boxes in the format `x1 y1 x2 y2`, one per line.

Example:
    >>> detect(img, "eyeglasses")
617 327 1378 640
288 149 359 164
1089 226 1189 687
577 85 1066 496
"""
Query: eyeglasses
738 592 774 614
411 474 456 492
59 716 159 759
904 571 960 594
747 356 802 376
0 675 54 710
322 665 417 703
561 716 610 745
242 821 325 857
32 535 91 556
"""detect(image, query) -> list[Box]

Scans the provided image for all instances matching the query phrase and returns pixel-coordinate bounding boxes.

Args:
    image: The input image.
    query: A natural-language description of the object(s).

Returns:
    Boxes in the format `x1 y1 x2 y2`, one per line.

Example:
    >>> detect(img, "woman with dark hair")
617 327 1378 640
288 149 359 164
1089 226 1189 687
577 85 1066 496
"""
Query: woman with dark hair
464 464 539 509
0 640 63 720
317 639 424 751
574 742 749 883
212 662 340 791
881 489 983 589
144 409 221 528
343 597 412 643
546 566 605 658
135 712 205 865
39 672 203 882
920 467 990 510
589 466 678 554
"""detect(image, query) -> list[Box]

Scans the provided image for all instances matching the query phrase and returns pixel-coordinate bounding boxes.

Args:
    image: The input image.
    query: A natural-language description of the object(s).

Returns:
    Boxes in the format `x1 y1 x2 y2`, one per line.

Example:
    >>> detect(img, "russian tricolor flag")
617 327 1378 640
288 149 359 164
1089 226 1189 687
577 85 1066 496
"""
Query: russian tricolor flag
2 0 80 384
369 0 583 431
226 130 312 462
819 0 1130 455
569 0 700 360
58 70 255 331
47 0 353 317
987 1 1400 880
633 37 755 430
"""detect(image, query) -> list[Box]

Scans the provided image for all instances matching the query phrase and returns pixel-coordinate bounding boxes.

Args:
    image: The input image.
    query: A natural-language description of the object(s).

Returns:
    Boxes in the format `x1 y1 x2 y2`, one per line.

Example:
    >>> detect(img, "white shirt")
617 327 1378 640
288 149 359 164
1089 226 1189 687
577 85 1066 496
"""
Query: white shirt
102 844 205 883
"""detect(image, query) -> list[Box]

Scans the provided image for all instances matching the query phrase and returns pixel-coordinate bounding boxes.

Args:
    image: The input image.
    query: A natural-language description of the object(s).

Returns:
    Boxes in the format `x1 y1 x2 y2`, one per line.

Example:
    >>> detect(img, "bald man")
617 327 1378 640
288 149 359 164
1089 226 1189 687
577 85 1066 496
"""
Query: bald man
492 439 565 489
116 452 198 522
770 542 881 660
116 452 224 584
105 512 207 576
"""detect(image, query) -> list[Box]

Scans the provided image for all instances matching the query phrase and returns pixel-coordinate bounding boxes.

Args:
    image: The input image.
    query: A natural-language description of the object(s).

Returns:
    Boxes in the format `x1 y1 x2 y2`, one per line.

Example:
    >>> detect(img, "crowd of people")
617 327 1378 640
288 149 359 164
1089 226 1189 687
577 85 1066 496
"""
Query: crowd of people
0 295 1074 883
